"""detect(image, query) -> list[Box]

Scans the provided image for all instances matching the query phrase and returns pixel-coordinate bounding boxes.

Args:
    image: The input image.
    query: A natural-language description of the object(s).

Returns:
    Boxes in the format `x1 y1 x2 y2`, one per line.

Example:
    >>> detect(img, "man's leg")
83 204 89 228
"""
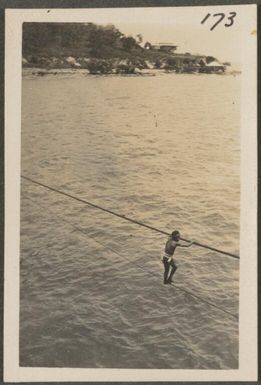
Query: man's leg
168 261 178 283
163 258 170 284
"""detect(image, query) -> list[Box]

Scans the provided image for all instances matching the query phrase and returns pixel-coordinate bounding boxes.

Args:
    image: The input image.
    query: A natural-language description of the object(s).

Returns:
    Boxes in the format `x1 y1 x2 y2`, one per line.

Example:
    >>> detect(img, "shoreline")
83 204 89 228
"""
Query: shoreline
22 67 241 77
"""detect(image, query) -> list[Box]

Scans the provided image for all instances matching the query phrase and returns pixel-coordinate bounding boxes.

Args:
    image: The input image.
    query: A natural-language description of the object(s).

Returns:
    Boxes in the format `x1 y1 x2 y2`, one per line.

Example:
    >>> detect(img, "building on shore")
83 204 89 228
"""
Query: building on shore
199 60 225 73
144 42 178 53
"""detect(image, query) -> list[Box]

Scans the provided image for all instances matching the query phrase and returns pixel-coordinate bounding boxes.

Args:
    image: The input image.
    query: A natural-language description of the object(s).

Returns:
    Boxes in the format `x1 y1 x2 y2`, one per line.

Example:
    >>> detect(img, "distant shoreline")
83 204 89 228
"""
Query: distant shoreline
22 67 241 77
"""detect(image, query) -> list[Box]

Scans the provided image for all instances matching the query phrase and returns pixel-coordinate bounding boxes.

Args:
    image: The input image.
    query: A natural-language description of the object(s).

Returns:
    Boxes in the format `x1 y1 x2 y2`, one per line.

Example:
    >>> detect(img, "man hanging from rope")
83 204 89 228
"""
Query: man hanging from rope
162 230 194 284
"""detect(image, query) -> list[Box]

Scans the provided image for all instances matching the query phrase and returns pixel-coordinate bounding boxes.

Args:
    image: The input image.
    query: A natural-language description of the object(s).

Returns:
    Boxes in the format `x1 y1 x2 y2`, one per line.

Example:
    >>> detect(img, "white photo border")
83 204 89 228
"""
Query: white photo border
4 5 257 382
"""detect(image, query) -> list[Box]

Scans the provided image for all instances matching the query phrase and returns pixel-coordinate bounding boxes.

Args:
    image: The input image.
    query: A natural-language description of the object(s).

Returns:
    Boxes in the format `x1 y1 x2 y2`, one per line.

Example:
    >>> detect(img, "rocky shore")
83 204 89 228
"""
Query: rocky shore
22 55 229 75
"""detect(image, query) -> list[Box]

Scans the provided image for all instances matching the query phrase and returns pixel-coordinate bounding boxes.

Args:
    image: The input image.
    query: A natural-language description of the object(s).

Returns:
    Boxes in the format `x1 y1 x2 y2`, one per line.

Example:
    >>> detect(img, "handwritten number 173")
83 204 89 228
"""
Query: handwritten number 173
201 12 236 31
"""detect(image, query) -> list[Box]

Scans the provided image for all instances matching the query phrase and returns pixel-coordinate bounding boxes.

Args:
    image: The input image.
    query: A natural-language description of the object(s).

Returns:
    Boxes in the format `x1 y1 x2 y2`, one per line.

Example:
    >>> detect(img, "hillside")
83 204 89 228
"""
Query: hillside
23 22 168 64
22 22 225 74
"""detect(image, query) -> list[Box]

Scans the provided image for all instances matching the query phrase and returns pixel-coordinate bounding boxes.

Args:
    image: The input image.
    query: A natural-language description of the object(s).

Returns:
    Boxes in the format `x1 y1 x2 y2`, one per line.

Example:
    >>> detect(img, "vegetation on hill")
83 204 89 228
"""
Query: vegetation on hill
23 22 161 61
22 22 225 74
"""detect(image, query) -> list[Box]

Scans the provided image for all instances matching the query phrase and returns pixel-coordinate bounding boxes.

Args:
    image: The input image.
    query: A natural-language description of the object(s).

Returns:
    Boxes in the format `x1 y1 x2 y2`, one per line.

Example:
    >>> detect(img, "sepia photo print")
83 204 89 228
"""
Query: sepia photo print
4 4 257 382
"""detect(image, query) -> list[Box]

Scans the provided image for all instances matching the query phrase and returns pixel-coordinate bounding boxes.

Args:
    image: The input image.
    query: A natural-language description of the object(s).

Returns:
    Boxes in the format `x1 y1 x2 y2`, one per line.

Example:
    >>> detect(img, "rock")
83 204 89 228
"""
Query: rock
65 56 81 68
66 56 77 65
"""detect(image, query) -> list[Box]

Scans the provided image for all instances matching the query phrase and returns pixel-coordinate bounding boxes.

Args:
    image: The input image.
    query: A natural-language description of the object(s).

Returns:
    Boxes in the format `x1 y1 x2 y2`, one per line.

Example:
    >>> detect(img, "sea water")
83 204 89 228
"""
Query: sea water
20 71 240 368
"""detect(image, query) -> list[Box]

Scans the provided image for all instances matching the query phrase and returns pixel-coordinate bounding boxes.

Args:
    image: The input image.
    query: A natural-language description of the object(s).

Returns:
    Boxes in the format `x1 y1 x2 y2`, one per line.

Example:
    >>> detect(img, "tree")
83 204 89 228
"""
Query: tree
136 34 143 44
206 56 217 64
144 42 152 50
120 36 137 51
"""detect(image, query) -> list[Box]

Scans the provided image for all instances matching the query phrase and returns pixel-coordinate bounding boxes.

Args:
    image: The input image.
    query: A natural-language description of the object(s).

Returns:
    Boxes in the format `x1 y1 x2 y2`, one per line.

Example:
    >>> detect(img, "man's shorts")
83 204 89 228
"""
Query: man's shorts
162 256 176 267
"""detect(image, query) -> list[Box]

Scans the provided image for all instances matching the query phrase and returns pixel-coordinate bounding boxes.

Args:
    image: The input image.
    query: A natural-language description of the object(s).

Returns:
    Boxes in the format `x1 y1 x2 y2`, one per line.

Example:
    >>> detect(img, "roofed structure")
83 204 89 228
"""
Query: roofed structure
144 42 178 53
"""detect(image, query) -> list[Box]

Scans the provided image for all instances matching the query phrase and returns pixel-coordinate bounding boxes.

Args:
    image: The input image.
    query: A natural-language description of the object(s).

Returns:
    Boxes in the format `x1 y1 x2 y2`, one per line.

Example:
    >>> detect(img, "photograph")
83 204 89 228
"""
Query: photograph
4 4 257 382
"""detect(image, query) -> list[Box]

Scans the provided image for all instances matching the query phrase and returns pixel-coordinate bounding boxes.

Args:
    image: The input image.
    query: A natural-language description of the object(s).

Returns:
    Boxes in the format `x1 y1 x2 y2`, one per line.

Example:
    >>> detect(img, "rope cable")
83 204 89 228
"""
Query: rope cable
24 194 238 320
21 175 240 260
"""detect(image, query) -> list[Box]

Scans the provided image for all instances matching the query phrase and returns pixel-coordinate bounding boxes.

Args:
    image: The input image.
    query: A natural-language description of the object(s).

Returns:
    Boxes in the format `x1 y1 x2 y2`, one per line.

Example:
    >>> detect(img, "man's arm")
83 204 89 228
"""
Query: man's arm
177 241 194 248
